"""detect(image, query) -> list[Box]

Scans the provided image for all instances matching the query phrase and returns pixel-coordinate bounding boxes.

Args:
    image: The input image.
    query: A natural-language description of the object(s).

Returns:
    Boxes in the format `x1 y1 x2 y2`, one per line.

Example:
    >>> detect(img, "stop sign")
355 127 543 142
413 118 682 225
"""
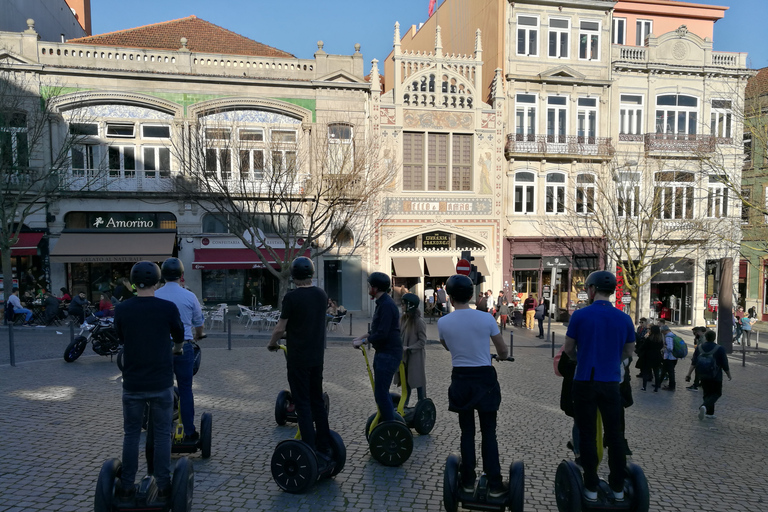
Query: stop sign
456 259 471 276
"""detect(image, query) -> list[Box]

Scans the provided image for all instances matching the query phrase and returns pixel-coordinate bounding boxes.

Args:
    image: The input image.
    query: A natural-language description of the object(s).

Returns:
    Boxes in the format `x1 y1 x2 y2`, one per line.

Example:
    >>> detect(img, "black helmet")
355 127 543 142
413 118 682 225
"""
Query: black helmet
446 274 474 303
402 293 420 312
368 272 391 293
290 257 314 280
585 271 617 293
161 257 184 281
130 261 161 289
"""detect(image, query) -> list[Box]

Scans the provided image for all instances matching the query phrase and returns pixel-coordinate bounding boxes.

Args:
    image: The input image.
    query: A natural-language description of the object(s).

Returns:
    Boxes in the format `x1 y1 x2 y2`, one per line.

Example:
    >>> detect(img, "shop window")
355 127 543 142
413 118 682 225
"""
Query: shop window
575 173 596 214
252 213 303 235
391 236 417 251
654 171 694 219
0 112 29 169
514 171 536 214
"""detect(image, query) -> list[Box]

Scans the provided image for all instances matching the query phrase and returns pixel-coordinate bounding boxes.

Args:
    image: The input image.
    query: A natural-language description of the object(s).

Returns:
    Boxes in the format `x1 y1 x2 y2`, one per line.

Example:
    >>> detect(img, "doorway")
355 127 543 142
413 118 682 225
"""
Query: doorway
650 282 691 325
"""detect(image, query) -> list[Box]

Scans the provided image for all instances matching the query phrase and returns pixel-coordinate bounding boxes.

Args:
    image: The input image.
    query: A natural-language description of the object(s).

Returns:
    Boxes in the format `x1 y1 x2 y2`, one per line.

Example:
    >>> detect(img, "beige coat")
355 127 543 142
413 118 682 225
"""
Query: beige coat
395 316 427 389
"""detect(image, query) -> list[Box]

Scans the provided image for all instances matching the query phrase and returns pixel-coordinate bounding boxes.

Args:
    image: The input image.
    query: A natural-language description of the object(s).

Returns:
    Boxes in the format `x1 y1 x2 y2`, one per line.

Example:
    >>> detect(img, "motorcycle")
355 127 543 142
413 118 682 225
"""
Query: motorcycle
63 316 121 363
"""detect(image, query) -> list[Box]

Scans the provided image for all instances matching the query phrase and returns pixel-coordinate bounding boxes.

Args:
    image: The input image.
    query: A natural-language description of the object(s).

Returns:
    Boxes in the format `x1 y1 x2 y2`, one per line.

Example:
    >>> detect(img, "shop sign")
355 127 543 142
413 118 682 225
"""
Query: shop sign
622 292 631 304
543 256 570 269
403 201 474 212
577 291 588 301
200 236 301 249
542 285 551 299
709 297 719 307
651 258 694 282
89 213 158 229
422 231 451 249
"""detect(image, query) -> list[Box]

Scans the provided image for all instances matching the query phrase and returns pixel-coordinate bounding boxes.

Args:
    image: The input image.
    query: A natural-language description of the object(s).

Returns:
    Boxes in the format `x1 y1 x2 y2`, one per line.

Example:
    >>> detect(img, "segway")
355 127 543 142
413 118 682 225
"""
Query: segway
554 412 649 512
387 362 436 435
94 456 194 512
359 343 413 466
273 345 330 426
443 454 525 512
270 346 346 494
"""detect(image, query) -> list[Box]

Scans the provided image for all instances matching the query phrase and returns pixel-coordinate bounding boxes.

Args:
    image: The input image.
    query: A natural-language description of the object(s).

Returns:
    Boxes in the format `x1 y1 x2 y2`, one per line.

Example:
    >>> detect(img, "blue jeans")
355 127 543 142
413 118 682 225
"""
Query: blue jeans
173 342 196 435
373 352 401 422
14 308 33 322
122 387 174 489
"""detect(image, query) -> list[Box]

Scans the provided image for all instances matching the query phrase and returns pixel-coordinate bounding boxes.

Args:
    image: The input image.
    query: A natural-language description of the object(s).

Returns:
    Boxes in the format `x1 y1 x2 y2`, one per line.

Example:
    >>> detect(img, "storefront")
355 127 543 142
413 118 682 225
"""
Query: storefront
49 212 177 301
0 231 47 294
650 257 694 325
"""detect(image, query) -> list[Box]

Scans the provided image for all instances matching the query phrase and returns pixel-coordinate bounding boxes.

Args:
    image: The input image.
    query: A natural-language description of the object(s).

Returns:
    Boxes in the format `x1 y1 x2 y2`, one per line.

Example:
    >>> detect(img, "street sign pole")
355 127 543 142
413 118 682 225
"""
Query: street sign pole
546 266 555 342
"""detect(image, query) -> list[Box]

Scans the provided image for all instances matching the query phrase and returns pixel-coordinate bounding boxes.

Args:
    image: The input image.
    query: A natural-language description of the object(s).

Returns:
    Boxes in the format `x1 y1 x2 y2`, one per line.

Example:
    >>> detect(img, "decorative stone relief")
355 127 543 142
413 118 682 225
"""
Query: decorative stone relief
69 104 173 120
672 42 688 61
481 112 495 129
201 109 301 124
478 150 493 195
381 107 396 125
403 110 472 130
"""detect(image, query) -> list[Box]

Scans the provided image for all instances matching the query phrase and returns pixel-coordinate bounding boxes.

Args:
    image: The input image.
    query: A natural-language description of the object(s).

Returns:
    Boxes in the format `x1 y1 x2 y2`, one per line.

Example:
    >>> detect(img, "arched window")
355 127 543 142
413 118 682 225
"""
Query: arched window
575 173 596 214
514 171 536 214
332 226 354 246
545 172 566 214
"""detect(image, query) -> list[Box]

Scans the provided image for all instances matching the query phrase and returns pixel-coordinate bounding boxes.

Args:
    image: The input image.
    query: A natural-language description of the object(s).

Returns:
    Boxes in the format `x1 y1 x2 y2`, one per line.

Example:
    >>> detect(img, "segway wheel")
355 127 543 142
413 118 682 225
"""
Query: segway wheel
412 398 437 435
116 347 124 371
328 430 346 477
64 336 88 362
443 454 461 512
171 457 194 512
275 390 291 426
271 439 318 494
364 413 377 441
323 392 330 415
368 420 413 467
200 412 212 459
507 460 525 512
94 458 121 512
555 460 583 512
626 462 650 512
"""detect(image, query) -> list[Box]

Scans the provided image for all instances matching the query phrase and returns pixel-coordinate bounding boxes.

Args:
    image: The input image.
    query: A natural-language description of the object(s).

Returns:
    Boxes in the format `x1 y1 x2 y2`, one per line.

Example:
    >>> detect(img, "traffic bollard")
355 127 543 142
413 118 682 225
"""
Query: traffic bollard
227 319 232 350
8 323 16 367
509 331 514 358
349 312 353 336
551 332 556 358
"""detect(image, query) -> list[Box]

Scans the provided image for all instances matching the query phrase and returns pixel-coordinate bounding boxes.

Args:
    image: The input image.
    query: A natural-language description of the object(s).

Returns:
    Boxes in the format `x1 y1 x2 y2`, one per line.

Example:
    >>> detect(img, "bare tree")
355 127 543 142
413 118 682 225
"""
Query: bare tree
173 111 398 307
538 152 739 321
0 69 101 301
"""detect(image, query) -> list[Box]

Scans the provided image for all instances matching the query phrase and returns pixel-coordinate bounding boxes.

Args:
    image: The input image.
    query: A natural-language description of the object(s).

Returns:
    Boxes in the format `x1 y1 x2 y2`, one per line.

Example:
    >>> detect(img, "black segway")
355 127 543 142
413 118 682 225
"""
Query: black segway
359 343 413 466
387 362 437 435
270 345 346 494
94 456 194 512
274 345 330 426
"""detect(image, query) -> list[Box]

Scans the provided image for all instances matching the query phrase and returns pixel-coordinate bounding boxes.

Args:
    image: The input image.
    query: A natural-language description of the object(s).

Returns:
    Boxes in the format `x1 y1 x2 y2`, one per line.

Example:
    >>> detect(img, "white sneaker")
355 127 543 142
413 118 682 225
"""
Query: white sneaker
698 405 706 421
613 490 625 501
705 414 717 419
583 488 598 501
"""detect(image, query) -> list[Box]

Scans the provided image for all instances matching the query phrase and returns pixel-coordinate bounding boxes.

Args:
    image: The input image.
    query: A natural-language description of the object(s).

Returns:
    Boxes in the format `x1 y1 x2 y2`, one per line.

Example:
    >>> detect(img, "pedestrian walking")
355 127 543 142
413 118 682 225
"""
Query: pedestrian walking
686 327 707 391
396 293 427 406
659 324 678 390
740 315 756 347
685 330 732 420
637 325 663 391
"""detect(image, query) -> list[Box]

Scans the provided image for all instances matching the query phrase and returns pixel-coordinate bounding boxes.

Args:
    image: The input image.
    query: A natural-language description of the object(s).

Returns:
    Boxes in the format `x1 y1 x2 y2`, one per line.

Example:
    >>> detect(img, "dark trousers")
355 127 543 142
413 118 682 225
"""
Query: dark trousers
173 342 195 435
572 380 626 493
373 352 401 423
700 379 723 415
458 409 501 487
538 317 544 337
287 364 331 452
660 359 677 389
642 365 661 390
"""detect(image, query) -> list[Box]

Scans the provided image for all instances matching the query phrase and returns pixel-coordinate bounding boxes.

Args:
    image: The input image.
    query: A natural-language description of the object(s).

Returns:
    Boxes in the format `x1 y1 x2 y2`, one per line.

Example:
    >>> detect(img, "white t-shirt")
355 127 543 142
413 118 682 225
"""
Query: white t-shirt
438 308 500 367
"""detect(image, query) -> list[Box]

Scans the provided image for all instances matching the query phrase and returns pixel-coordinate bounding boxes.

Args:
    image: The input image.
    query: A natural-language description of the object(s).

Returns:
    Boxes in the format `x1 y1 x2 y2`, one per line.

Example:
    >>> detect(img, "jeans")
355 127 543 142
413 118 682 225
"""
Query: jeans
173 342 195 436
538 317 544 337
572 380 626 493
743 330 752 347
660 359 678 389
373 352 401 423
286 364 331 452
13 307 33 323
700 379 723 415
642 365 661 390
405 385 426 407
122 387 174 490
572 420 581 456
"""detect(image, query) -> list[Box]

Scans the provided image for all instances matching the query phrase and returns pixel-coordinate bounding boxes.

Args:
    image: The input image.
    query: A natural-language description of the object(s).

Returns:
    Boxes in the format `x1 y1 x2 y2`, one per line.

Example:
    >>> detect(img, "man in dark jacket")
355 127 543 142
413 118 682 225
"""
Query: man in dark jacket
353 272 402 423
686 330 731 420
114 261 184 502
523 294 537 330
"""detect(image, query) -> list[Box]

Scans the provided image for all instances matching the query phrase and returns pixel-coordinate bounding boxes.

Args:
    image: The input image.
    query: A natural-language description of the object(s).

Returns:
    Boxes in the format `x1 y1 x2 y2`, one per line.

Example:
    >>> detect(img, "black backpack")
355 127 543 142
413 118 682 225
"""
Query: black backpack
695 345 720 380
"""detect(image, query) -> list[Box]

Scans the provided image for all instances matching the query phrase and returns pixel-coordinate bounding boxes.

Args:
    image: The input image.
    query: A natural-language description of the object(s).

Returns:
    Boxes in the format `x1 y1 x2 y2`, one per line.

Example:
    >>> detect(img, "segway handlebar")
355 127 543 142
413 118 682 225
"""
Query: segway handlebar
491 353 515 362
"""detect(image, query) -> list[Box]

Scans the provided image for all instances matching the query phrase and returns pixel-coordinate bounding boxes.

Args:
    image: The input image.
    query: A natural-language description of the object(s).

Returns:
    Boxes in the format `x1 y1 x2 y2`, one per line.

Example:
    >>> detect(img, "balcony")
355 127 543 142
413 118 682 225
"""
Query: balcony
644 133 716 153
504 134 614 160
65 170 176 193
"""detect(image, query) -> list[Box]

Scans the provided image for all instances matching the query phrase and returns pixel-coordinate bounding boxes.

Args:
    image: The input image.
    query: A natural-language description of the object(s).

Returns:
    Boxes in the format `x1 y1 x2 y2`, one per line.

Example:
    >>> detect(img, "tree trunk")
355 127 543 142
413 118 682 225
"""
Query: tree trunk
2 248 13 303
718 257 734 354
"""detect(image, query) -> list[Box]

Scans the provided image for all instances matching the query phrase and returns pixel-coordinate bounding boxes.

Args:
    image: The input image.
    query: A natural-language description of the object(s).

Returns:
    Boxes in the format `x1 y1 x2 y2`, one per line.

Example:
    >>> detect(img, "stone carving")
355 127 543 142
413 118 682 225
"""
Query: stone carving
202 109 301 124
676 25 689 37
672 42 688 61
381 107 396 125
403 110 472 130
70 104 173 120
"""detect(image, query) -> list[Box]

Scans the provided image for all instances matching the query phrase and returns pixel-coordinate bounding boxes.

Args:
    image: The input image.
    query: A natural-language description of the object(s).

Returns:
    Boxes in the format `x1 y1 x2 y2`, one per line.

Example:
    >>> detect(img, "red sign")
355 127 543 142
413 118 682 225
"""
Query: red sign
456 259 471 276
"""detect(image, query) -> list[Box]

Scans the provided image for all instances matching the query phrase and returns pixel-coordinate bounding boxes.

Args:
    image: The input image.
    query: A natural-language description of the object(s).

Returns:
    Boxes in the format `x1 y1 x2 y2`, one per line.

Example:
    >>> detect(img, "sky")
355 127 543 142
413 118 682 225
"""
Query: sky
91 0 767 73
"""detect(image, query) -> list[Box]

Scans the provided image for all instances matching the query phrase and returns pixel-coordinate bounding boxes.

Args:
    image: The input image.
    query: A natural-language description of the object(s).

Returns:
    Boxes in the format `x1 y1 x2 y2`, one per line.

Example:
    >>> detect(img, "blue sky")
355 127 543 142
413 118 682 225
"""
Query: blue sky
92 0 767 73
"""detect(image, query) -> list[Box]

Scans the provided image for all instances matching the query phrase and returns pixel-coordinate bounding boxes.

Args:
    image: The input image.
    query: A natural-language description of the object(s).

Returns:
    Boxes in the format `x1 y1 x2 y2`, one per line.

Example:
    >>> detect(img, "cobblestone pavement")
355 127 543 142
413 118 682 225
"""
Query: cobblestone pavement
1 321 768 511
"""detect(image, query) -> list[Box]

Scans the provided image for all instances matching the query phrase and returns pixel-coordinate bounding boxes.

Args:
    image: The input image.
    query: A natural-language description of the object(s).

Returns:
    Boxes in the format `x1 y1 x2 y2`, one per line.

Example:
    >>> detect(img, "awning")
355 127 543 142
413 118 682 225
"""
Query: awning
192 248 307 270
424 256 456 277
474 256 491 276
5 233 44 256
391 257 422 277
50 232 176 263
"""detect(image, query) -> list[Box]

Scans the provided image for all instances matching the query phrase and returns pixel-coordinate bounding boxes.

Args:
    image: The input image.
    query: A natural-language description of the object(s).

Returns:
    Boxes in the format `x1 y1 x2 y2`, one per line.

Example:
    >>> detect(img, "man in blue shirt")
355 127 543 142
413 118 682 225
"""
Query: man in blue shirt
7 287 33 325
352 272 401 422
155 257 205 442
562 271 635 503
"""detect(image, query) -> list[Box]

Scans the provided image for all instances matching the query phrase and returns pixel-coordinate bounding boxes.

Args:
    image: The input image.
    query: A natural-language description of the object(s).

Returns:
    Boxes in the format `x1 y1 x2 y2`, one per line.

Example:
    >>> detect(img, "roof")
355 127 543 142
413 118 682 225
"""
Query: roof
68 16 294 58
746 67 768 98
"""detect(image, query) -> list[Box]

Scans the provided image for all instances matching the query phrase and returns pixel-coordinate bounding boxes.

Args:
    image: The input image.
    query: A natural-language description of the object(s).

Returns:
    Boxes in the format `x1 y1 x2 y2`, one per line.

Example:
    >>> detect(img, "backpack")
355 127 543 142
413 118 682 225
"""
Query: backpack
671 334 688 359
695 345 720 380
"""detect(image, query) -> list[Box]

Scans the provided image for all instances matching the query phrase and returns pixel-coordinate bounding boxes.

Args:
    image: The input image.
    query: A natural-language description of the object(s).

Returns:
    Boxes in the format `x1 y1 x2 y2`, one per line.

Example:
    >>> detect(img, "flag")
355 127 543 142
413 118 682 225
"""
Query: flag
429 0 437 17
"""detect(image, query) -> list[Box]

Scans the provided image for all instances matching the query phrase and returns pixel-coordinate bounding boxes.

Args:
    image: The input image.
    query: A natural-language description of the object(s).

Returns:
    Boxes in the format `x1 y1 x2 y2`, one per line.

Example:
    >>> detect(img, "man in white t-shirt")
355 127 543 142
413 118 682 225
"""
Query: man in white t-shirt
438 274 509 497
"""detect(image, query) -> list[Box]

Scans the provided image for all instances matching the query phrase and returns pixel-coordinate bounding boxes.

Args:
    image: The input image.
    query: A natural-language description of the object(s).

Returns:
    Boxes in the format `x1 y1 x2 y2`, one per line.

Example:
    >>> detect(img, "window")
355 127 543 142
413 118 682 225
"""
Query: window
0 112 28 168
402 132 472 191
547 96 568 142
239 148 264 180
579 20 600 60
616 172 640 218
252 213 303 235
239 128 264 141
612 18 626 45
744 132 753 162
545 172 566 214
143 147 171 178
577 98 598 142
205 128 231 141
108 146 136 178
205 147 231 180
141 124 170 139
706 176 729 218
106 123 135 138
575 174 595 214
711 100 733 141
619 94 644 137
514 171 536 214
654 171 695 219
69 122 98 136
328 123 353 174
71 144 99 177
202 213 229 234
655 95 698 135
271 129 297 143
741 187 751 224
517 15 539 56
548 18 569 58
636 20 652 46
271 148 297 174
515 94 537 141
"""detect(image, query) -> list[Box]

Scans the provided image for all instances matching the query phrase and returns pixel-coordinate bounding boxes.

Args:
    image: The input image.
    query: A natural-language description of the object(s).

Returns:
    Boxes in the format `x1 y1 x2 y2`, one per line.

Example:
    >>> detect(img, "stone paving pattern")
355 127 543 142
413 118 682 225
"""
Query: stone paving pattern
1 317 768 511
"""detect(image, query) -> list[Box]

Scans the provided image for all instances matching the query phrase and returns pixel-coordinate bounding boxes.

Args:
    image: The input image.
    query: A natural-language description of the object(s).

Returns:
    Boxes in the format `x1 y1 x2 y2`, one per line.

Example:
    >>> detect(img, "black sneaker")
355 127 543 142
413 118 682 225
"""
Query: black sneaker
315 452 335 474
157 485 172 501
183 431 200 442
489 482 508 498
686 385 698 391
462 478 476 493
116 483 136 503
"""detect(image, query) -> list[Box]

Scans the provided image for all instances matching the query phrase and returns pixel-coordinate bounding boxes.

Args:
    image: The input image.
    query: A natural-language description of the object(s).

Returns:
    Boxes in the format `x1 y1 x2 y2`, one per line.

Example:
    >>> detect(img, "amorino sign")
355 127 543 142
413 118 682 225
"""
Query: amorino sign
651 257 694 282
